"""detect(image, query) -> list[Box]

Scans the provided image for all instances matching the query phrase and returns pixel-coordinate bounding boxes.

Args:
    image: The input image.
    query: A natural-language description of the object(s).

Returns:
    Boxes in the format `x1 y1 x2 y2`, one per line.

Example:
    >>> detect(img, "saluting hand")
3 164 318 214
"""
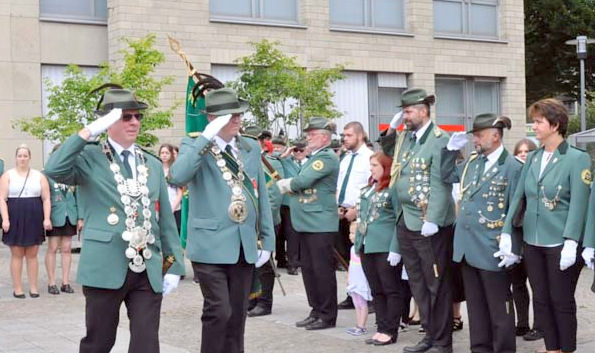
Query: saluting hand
85 108 123 138
446 132 468 151
202 114 232 140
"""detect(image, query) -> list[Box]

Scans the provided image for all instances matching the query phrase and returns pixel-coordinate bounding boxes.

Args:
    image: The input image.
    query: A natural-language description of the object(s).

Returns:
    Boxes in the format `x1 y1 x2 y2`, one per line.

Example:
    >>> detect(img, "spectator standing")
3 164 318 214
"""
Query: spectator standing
0 144 52 298
159 143 183 232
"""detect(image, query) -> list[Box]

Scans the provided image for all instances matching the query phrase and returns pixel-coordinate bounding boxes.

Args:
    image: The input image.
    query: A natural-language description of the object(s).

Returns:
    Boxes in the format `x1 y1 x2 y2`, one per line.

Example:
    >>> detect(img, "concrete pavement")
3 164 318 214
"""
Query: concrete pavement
2 244 595 352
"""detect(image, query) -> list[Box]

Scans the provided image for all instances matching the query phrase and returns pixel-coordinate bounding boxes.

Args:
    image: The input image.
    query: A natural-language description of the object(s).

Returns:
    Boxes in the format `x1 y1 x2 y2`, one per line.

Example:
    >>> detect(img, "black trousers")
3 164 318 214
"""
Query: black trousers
524 243 583 352
336 217 352 266
397 219 453 347
462 262 515 353
280 205 299 268
193 256 254 353
298 231 338 323
254 224 280 309
510 258 542 330
80 270 162 353
361 251 404 337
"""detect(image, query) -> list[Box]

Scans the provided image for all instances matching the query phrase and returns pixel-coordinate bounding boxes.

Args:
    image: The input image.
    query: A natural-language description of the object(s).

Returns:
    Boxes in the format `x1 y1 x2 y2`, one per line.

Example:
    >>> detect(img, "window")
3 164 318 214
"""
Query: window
330 0 405 32
40 0 107 23
210 0 299 25
434 0 498 38
367 72 407 142
435 77 500 131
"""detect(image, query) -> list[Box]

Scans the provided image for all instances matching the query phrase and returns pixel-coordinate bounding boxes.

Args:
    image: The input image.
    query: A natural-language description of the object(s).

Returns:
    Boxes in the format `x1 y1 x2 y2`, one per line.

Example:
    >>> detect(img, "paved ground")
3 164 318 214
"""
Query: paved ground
1 245 595 352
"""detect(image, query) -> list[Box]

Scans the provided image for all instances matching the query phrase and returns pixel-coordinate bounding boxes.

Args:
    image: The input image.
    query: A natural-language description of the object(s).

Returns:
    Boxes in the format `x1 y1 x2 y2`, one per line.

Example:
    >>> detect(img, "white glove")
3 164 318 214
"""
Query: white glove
421 221 439 237
497 253 519 268
255 250 271 268
162 274 180 296
86 108 122 137
446 132 468 151
560 239 578 271
493 233 512 258
387 252 402 266
390 111 403 129
202 114 233 140
582 247 595 270
276 178 293 194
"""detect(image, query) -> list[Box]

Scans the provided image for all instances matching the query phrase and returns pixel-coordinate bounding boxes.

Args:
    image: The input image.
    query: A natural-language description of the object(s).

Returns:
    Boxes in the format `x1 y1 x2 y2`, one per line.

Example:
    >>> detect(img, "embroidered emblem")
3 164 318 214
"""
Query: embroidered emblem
581 169 592 185
312 160 324 171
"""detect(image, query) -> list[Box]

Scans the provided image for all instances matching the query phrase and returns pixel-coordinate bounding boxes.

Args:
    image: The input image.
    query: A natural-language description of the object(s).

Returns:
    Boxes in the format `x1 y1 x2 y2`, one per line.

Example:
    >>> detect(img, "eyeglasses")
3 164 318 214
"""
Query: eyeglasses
122 113 144 122
293 148 305 153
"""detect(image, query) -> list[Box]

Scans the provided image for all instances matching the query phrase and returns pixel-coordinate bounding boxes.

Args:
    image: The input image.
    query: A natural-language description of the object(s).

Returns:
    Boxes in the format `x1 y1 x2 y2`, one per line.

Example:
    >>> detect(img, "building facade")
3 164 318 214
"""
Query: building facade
0 0 525 168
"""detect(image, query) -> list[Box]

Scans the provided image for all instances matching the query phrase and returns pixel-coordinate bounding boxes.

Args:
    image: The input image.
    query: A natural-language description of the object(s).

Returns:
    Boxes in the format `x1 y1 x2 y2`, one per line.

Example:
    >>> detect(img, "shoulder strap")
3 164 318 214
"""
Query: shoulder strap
17 169 31 198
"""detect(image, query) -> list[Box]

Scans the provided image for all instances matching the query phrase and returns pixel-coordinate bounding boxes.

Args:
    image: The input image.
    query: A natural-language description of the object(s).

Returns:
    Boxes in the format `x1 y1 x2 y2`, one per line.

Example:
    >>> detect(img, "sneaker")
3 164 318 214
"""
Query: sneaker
347 326 367 336
399 322 409 333
523 329 544 341
418 327 426 335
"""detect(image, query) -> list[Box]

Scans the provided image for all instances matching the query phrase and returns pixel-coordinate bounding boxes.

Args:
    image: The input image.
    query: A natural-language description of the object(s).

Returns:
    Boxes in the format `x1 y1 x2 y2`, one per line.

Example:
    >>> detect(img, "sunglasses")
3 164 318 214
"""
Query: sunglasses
294 148 305 153
122 113 144 122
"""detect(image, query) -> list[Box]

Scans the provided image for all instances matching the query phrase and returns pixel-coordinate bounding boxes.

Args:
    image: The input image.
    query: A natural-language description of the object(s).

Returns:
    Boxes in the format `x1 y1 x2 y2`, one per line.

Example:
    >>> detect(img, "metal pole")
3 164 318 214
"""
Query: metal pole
580 58 586 132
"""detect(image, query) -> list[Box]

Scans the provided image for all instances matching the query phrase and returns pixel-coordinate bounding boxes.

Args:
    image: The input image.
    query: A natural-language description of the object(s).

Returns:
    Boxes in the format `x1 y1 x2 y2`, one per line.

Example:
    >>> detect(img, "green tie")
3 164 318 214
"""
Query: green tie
338 153 356 205
477 155 487 178
121 150 133 179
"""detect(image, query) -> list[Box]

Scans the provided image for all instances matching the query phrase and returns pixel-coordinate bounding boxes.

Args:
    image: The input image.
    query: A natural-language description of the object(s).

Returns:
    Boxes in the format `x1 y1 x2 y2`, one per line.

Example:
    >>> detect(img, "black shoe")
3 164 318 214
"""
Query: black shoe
247 306 271 317
192 277 200 285
276 262 288 269
295 316 318 327
29 291 40 298
13 292 26 299
452 316 463 331
365 338 377 345
338 296 355 310
61 284 74 294
523 328 544 341
409 318 421 326
287 267 298 275
48 285 60 295
305 318 335 330
403 339 433 353
515 326 531 336
373 336 396 346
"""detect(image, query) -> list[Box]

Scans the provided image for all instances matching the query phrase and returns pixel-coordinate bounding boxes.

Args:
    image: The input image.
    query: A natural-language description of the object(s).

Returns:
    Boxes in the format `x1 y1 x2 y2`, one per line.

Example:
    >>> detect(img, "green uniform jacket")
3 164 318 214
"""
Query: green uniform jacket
280 157 301 206
288 147 339 233
44 134 184 292
0 158 4 176
169 135 275 264
354 185 400 254
503 142 592 246
442 148 522 271
265 155 284 226
380 123 456 230
582 183 595 248
46 175 78 227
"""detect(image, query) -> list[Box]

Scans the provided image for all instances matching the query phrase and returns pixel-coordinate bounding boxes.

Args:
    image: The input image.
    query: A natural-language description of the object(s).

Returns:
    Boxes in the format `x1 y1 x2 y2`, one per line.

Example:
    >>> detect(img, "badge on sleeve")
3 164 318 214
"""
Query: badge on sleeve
312 160 324 171
581 169 592 185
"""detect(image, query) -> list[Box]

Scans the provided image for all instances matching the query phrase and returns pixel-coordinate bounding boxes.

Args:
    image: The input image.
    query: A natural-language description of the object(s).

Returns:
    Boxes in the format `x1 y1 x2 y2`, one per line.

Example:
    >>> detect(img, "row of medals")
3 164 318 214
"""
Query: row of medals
107 149 155 273
408 158 430 208
477 177 507 229
356 189 388 235
211 144 249 223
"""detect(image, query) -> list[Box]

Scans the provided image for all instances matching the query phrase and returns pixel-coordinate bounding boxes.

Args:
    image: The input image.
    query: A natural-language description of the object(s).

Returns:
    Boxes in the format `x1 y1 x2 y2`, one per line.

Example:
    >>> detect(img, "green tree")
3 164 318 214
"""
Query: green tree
228 40 345 132
525 0 595 105
14 34 176 147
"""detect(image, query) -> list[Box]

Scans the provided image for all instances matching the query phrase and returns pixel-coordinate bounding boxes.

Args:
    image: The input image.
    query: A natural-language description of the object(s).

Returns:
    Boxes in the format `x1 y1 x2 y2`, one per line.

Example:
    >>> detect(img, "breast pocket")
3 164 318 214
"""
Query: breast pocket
83 228 115 243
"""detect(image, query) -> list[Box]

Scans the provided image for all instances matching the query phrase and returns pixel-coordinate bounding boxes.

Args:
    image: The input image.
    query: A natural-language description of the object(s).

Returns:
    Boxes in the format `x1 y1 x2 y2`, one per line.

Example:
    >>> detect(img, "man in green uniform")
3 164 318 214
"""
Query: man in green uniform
169 88 275 353
277 117 340 330
243 125 284 317
379 89 456 353
44 88 185 353
441 113 521 353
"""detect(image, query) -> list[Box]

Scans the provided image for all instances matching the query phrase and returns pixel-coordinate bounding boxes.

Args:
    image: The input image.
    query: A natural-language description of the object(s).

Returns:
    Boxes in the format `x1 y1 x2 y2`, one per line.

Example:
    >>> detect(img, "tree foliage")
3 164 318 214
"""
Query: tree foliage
14 34 176 147
228 40 345 132
525 0 595 105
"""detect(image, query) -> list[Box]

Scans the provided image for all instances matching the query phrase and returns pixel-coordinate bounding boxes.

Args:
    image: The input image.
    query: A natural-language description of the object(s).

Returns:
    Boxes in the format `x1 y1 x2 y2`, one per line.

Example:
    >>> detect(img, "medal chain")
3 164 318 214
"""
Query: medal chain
102 142 154 273
540 185 562 210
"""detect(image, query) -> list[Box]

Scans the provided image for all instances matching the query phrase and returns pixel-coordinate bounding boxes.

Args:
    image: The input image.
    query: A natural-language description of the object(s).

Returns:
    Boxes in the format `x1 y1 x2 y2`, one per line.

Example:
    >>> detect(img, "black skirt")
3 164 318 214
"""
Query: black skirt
47 216 77 237
2 197 45 246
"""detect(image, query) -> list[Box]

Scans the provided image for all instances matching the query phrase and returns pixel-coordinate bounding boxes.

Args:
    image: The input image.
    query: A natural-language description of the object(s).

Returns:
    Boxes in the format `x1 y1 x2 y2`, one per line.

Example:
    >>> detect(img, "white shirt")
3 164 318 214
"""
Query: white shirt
108 137 137 179
413 120 432 142
214 135 238 158
336 144 373 207
483 144 504 174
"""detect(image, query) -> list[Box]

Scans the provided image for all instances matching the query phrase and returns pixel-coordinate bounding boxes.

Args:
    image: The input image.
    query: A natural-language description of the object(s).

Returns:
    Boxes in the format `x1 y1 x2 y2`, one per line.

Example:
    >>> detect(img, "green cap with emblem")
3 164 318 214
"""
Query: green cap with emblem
95 88 148 115
397 88 436 108
303 117 335 132
243 125 263 140
203 88 249 116
467 113 512 133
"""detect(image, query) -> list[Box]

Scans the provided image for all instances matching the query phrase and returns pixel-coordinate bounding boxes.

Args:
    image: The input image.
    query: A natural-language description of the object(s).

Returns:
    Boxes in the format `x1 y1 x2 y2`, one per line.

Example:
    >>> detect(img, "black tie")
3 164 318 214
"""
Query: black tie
411 133 417 144
121 150 133 179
